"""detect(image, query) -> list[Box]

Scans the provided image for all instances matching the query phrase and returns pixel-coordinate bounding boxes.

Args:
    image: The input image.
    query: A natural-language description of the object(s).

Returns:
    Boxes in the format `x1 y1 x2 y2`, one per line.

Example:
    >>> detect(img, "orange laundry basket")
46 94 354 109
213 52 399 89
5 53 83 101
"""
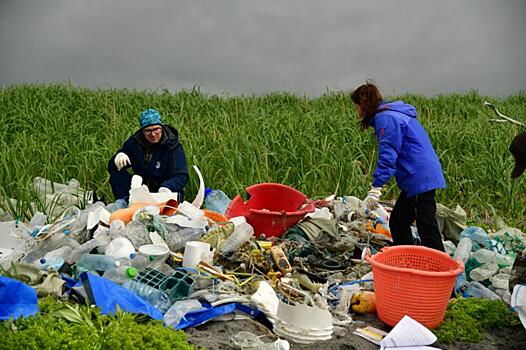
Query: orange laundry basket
365 245 464 329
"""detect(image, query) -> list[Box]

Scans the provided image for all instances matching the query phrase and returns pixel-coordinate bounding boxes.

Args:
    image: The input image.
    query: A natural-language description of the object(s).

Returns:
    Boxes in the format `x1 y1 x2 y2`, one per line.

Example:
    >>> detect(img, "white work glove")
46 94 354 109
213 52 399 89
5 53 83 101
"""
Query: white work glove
363 187 382 211
114 152 131 171
158 187 171 193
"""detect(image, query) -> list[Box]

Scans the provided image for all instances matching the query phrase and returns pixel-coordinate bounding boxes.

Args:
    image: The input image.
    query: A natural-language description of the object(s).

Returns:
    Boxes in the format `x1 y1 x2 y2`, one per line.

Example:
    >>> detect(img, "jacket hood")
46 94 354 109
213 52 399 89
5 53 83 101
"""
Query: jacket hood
378 100 417 118
132 124 180 150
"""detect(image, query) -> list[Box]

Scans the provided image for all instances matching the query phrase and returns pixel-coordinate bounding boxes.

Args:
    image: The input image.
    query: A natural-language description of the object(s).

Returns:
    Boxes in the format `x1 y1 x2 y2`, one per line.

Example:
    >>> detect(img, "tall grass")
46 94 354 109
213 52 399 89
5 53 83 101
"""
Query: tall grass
0 84 524 229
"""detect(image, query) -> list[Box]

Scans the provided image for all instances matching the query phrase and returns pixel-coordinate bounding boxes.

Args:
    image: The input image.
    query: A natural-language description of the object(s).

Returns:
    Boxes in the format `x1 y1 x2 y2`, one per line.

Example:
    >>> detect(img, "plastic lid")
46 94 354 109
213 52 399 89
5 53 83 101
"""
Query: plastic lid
39 258 46 264
129 253 137 259
125 267 138 278
63 229 71 235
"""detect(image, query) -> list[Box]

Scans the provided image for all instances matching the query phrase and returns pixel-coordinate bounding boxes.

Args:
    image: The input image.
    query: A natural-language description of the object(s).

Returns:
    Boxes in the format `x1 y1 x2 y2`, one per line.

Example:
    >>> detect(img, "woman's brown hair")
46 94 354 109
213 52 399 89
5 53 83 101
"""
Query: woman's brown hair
351 79 383 129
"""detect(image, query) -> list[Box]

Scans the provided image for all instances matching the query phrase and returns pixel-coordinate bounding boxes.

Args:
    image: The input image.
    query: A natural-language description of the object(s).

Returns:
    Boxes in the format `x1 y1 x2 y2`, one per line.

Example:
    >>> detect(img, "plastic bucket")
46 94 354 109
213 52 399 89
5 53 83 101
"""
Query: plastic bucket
365 245 464 329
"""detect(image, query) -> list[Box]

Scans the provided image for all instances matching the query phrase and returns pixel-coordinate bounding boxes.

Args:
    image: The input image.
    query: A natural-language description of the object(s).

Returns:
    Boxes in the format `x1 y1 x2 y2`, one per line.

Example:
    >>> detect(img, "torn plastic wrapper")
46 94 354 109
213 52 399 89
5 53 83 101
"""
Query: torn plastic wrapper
174 302 268 330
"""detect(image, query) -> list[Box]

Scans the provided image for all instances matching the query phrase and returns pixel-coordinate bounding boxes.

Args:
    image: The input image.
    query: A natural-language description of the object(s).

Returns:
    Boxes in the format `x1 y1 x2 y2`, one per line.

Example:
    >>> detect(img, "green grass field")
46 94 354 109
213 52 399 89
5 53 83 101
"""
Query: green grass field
1 84 524 229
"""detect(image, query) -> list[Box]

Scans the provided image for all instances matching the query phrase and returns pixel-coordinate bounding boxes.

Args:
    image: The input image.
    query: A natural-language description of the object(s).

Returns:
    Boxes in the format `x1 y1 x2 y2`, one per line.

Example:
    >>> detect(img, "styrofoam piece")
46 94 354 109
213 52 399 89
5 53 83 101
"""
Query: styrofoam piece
165 214 208 229
250 281 279 317
177 202 206 220
191 165 205 208
106 237 136 260
182 241 211 268
273 326 332 344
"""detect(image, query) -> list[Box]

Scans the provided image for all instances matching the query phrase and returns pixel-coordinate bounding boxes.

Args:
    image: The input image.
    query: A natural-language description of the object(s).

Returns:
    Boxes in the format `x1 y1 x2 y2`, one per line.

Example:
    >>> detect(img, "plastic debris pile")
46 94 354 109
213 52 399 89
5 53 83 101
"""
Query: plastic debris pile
1 174 525 347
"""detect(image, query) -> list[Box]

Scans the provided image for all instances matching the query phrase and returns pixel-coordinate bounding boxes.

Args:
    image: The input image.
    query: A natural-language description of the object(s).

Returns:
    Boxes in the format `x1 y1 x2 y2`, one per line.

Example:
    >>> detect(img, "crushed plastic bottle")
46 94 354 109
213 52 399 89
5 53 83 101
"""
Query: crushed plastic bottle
463 280 501 300
164 299 203 327
77 254 120 271
204 188 231 215
68 238 101 263
469 262 499 281
453 237 473 264
122 279 172 312
103 266 138 284
472 248 496 265
164 226 206 252
129 253 153 270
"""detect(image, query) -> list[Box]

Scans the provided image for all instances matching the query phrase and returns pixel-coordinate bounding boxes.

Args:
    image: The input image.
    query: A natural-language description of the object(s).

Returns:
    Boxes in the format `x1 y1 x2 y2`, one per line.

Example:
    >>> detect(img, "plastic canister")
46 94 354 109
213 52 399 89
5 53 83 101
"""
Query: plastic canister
182 241 212 268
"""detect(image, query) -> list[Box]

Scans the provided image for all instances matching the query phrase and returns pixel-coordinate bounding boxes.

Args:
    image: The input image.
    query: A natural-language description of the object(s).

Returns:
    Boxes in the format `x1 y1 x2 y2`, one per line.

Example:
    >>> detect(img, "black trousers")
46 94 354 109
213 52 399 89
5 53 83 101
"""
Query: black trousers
389 190 445 252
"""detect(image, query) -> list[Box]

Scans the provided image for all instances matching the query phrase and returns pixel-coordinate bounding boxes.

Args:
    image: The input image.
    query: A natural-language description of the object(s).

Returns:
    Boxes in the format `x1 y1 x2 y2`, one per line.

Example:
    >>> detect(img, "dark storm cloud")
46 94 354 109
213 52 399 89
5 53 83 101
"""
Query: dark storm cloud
0 0 525 96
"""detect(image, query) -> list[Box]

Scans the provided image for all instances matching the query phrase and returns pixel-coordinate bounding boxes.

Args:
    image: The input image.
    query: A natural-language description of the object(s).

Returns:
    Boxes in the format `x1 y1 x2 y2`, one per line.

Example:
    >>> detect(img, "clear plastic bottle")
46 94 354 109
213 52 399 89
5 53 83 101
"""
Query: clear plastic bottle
204 188 231 215
220 222 254 254
38 257 65 271
129 253 153 270
463 280 501 300
43 246 73 261
77 254 120 271
122 279 172 312
165 227 206 252
469 262 499 281
103 266 138 284
472 248 496 265
22 230 80 263
68 238 101 263
453 237 472 264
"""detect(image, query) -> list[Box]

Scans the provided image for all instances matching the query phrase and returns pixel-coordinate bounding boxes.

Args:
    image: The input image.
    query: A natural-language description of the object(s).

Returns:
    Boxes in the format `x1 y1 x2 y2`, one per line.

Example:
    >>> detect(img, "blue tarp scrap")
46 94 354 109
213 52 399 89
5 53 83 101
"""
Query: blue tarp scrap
0 276 38 320
80 272 163 320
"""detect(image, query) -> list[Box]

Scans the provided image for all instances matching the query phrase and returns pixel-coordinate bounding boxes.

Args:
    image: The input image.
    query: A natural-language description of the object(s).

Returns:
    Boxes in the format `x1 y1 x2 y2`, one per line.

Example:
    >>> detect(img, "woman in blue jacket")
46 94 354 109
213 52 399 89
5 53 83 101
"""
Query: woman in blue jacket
351 81 446 251
108 108 189 203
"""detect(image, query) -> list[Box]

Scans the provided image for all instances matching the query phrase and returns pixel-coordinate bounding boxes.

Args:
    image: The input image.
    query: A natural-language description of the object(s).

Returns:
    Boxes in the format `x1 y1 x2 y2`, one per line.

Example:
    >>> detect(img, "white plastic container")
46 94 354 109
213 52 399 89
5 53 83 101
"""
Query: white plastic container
220 222 254 254
105 237 136 260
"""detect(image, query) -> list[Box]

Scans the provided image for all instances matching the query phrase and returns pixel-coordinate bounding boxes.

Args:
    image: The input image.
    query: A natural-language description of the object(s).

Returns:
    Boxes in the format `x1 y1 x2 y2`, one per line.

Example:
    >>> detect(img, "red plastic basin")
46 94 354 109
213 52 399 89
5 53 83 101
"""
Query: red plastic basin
225 183 315 238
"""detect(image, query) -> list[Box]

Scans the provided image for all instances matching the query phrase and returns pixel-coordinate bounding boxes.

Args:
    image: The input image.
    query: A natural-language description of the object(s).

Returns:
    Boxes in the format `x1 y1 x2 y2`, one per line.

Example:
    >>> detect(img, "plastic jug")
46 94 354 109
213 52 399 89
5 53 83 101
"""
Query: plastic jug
219 222 254 254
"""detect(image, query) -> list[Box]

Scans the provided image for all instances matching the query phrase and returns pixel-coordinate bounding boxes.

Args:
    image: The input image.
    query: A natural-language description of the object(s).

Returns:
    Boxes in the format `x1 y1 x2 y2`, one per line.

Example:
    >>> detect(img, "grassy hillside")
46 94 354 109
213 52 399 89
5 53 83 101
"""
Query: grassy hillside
1 84 524 228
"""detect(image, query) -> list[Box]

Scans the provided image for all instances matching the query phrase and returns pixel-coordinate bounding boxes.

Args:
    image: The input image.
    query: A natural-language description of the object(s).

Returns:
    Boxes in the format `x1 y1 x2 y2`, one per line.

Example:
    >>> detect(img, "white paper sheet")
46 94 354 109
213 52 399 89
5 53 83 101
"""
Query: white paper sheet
380 315 438 350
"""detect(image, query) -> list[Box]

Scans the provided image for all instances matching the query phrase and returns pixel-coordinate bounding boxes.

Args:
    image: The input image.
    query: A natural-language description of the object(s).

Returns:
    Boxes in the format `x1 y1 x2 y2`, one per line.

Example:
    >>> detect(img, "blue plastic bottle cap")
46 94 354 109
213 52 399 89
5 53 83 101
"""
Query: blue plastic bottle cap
130 253 137 259
64 229 71 235
40 258 46 264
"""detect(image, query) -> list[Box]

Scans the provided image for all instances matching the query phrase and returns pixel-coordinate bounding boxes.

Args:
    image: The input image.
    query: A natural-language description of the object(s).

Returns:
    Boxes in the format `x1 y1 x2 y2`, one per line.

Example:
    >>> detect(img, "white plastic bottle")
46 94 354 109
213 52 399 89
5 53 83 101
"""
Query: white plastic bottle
220 222 254 254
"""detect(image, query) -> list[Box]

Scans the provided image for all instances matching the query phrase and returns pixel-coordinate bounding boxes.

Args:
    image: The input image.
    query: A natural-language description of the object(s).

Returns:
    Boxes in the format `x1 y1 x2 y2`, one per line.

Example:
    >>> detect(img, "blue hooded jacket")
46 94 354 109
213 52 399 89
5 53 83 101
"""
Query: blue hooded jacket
108 124 189 196
370 100 445 197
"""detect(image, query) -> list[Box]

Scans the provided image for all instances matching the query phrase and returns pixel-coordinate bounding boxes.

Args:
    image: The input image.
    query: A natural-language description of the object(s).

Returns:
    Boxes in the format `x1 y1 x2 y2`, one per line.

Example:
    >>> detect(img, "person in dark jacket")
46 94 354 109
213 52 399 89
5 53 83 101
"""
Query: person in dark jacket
108 108 189 202
510 130 526 179
351 81 446 251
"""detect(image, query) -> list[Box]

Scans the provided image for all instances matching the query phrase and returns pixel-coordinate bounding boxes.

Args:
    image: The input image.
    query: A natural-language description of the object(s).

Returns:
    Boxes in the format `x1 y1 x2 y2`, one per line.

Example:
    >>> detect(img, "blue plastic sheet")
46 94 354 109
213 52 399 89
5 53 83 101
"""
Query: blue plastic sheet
174 302 264 330
0 276 38 320
80 272 163 320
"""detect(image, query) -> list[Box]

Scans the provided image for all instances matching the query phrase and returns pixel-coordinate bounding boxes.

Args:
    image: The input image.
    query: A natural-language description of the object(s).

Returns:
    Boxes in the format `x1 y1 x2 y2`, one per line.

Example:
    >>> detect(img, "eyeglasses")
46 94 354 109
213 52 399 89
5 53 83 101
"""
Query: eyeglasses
143 126 163 134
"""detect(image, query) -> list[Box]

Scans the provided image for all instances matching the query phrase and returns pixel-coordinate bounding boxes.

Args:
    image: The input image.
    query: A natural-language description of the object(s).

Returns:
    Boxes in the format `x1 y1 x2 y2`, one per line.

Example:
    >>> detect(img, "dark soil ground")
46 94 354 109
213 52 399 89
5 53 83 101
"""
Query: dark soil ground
184 313 526 350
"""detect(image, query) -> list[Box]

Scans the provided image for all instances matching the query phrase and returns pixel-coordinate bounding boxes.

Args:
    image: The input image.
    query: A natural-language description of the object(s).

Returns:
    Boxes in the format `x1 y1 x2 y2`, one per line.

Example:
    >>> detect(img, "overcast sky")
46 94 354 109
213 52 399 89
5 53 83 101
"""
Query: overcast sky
1 0 525 97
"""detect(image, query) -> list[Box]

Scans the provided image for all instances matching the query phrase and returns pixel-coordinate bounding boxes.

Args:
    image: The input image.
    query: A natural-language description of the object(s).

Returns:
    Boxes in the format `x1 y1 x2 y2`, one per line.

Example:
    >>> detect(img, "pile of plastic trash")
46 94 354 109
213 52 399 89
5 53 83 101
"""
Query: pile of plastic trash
1 170 525 347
